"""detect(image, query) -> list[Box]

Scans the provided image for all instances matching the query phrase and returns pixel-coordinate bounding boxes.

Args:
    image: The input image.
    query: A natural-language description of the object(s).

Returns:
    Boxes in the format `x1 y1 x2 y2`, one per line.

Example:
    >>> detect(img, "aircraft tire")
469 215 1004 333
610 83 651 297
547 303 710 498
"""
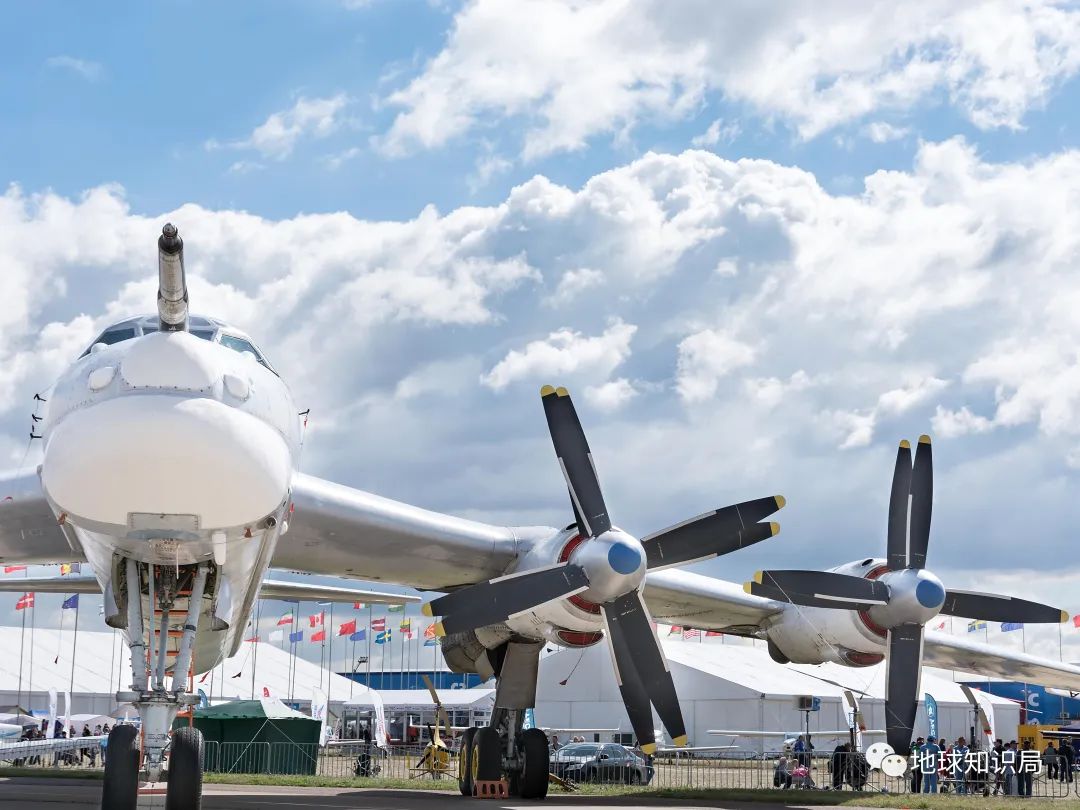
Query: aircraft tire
472 727 502 783
166 726 204 810
101 724 140 810
458 727 476 796
518 728 550 800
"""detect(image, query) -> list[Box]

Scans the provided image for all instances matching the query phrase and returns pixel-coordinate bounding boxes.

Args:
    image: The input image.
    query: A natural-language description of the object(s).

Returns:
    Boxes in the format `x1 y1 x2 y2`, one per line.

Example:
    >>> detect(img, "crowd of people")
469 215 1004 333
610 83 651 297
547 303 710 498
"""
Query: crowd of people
910 735 1079 795
12 720 109 768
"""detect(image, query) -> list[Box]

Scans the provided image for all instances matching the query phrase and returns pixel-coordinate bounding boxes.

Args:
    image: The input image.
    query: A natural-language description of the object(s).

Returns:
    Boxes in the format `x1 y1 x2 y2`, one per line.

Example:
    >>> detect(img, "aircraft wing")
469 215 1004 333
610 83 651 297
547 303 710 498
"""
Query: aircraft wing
0 469 76 566
642 568 784 634
923 629 1080 690
0 573 419 606
277 473 533 591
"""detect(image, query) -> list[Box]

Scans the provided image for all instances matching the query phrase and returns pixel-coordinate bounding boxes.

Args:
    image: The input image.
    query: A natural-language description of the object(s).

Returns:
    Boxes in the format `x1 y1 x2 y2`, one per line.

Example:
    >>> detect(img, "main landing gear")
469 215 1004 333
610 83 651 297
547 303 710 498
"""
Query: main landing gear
455 641 550 800
101 557 212 810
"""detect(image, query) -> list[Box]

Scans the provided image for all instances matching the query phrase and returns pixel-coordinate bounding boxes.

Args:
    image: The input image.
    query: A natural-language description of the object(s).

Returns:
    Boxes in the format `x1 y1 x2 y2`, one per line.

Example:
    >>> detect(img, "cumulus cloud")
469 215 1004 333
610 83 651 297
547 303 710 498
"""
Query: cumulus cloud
380 0 1080 157
207 94 350 160
691 119 740 148
481 319 636 390
7 139 1080 577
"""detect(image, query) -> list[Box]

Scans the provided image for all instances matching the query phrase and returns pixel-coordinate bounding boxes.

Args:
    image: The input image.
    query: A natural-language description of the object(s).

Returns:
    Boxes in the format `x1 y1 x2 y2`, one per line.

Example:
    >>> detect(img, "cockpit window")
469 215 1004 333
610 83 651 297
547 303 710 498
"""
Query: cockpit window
142 324 216 341
220 334 272 371
97 327 138 345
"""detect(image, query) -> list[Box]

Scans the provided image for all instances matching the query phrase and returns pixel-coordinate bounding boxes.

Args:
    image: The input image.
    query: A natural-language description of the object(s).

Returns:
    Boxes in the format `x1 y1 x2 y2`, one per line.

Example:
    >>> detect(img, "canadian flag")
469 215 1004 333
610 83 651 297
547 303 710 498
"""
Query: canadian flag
309 612 324 628
262 687 270 697
15 592 34 610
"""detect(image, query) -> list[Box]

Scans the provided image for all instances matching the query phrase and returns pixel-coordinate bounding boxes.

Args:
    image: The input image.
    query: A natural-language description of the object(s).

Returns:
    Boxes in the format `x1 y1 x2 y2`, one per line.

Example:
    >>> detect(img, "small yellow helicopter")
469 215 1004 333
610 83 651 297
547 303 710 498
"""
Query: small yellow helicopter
410 675 451 779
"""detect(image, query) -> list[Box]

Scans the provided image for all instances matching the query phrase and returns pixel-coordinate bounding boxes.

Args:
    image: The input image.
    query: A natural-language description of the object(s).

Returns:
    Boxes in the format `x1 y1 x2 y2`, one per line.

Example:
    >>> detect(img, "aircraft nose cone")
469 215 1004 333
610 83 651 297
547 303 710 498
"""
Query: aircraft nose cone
607 541 643 575
916 577 946 609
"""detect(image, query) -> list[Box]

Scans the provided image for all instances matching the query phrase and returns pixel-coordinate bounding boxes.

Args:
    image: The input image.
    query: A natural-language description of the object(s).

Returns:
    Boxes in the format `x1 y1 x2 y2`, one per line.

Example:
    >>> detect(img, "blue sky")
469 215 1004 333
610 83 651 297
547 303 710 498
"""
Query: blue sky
4 0 1080 665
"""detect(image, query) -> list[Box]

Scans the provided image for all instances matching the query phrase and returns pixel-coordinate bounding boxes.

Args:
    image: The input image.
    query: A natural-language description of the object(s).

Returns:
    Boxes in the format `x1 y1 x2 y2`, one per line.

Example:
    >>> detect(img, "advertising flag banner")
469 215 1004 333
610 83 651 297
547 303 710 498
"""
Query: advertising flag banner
925 693 939 739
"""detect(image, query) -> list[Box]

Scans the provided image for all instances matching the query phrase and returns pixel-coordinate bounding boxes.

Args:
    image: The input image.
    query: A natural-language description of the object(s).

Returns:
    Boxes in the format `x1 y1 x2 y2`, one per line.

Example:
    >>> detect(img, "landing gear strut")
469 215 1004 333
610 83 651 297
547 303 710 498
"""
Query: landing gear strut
102 557 210 810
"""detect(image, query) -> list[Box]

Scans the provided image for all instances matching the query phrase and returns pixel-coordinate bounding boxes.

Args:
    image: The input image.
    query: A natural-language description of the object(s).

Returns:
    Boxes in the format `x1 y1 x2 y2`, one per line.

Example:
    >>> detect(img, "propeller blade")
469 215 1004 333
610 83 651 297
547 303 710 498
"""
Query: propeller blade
884 623 924 755
751 570 890 606
908 435 932 569
642 496 784 570
603 591 687 749
424 563 589 636
541 386 611 538
603 618 657 754
940 590 1068 624
421 674 449 745
886 440 913 571
744 580 885 612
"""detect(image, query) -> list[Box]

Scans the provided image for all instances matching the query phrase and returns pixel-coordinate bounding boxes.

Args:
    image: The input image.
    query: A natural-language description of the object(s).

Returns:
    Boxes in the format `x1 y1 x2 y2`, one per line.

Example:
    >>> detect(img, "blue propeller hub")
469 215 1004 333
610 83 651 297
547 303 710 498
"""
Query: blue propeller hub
869 568 946 629
572 528 646 604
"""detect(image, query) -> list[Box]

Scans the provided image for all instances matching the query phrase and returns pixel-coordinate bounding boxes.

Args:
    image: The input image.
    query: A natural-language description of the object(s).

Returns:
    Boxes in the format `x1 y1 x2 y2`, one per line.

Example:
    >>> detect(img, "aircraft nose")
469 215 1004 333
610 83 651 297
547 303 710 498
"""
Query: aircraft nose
120 332 218 392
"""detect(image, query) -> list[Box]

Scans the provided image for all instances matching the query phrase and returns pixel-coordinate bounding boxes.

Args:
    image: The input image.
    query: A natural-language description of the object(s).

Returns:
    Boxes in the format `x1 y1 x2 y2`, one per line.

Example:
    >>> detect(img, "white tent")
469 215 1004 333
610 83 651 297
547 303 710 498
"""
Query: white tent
536 640 1020 752
0 627 381 717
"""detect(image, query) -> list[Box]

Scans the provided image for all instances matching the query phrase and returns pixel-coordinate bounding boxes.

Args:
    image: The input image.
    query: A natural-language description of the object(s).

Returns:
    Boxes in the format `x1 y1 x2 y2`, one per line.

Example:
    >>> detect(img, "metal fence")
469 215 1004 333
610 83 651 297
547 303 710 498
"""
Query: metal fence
4 742 1080 797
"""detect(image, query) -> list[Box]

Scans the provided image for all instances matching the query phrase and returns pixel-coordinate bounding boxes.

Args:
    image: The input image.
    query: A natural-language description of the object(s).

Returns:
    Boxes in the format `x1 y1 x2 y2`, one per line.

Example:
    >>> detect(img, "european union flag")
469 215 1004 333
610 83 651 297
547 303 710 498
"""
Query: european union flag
349 630 366 642
62 594 79 610
289 630 304 643
1002 622 1024 632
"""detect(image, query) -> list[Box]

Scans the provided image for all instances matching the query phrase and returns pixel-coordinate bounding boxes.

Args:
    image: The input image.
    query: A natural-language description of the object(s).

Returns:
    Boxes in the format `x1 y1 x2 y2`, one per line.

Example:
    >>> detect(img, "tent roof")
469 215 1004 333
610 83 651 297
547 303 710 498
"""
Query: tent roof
344 688 494 710
194 698 317 722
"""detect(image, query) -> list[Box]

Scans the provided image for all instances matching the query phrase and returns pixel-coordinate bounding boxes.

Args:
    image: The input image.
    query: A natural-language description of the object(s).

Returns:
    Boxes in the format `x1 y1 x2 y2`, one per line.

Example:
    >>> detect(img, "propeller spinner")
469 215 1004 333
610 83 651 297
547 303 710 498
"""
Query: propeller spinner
745 435 1069 755
423 385 785 753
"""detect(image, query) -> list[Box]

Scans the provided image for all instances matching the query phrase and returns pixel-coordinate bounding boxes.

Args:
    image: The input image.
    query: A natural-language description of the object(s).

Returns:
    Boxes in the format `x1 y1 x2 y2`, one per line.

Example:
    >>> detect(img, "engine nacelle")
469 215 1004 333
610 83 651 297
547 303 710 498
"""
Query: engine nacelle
763 557 890 667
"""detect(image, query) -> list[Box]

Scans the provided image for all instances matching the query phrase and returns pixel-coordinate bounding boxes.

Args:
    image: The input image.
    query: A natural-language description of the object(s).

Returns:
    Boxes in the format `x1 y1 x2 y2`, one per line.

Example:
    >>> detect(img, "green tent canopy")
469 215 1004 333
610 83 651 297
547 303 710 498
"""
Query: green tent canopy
175 698 322 775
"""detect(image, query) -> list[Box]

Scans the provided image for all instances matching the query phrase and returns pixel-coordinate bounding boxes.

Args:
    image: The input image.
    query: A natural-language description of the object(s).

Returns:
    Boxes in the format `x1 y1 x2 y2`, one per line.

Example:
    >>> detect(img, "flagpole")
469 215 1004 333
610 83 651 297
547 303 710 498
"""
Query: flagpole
28 593 36 709
251 599 262 700
68 596 80 694
327 603 334 711
17 590 27 710
366 605 372 691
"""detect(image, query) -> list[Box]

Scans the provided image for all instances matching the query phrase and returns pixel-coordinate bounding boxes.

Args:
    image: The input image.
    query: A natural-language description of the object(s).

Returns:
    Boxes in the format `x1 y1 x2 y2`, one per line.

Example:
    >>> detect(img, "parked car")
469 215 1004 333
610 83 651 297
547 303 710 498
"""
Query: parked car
550 743 653 785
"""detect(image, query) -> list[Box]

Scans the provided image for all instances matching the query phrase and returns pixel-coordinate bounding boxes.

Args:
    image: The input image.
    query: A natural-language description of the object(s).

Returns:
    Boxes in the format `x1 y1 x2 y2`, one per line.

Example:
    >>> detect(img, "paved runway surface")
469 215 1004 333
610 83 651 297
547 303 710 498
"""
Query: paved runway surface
0 778 878 809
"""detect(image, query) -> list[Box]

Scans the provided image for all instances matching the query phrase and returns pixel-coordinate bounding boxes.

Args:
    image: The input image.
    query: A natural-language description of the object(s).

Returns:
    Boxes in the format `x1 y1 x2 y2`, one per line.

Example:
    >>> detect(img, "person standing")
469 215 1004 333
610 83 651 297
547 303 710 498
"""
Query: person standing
1061 736 1075 783
1017 740 1035 797
952 737 969 794
910 738 924 793
830 742 847 790
1043 740 1059 781
918 737 941 793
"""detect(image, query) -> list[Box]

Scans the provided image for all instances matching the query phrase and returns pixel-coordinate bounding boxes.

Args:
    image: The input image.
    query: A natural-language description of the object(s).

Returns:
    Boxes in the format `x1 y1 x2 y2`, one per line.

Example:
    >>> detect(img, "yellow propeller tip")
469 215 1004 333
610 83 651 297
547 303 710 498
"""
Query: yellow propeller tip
899 439 911 449
432 622 446 637
1062 611 1070 623
770 522 780 536
743 582 753 594
421 603 433 617
555 386 569 397
918 434 932 444
640 743 657 755
753 570 763 584
540 384 556 396
672 735 688 748
774 495 786 509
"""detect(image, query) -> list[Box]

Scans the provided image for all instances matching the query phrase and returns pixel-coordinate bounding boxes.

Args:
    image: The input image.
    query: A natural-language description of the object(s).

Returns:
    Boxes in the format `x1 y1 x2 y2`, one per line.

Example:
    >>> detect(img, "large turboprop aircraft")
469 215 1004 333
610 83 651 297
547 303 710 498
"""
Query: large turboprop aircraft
745 436 1070 757
0 227 1077 804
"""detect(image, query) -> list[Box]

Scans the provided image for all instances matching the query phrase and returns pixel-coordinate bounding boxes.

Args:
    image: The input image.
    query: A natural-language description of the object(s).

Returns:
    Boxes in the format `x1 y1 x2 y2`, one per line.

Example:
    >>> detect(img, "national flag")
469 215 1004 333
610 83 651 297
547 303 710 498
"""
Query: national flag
424 636 438 646
269 629 284 643
387 604 405 613
311 629 326 643
371 617 387 632
1073 615 1080 629
338 619 357 637
262 687 270 697
1002 622 1024 632
244 635 260 643
424 623 437 640
60 563 80 575
349 630 366 642
4 566 26 574
967 620 987 633
353 602 366 610
667 625 681 636
934 620 947 631
682 628 700 640
309 612 324 628
289 630 304 644
375 629 391 644
62 595 79 610
277 613 294 626
705 631 723 637
400 618 413 638
15 592 33 610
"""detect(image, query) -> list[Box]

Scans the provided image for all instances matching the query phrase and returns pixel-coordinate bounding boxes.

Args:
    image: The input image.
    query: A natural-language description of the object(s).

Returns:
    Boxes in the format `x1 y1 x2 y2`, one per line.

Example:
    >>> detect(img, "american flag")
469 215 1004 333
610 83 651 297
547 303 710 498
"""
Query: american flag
682 628 701 640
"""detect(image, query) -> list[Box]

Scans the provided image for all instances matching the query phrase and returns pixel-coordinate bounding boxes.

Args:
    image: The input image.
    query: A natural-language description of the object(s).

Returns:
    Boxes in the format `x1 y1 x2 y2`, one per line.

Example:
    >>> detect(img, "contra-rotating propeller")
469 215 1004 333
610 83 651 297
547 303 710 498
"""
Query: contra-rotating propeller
745 435 1068 756
423 385 785 753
